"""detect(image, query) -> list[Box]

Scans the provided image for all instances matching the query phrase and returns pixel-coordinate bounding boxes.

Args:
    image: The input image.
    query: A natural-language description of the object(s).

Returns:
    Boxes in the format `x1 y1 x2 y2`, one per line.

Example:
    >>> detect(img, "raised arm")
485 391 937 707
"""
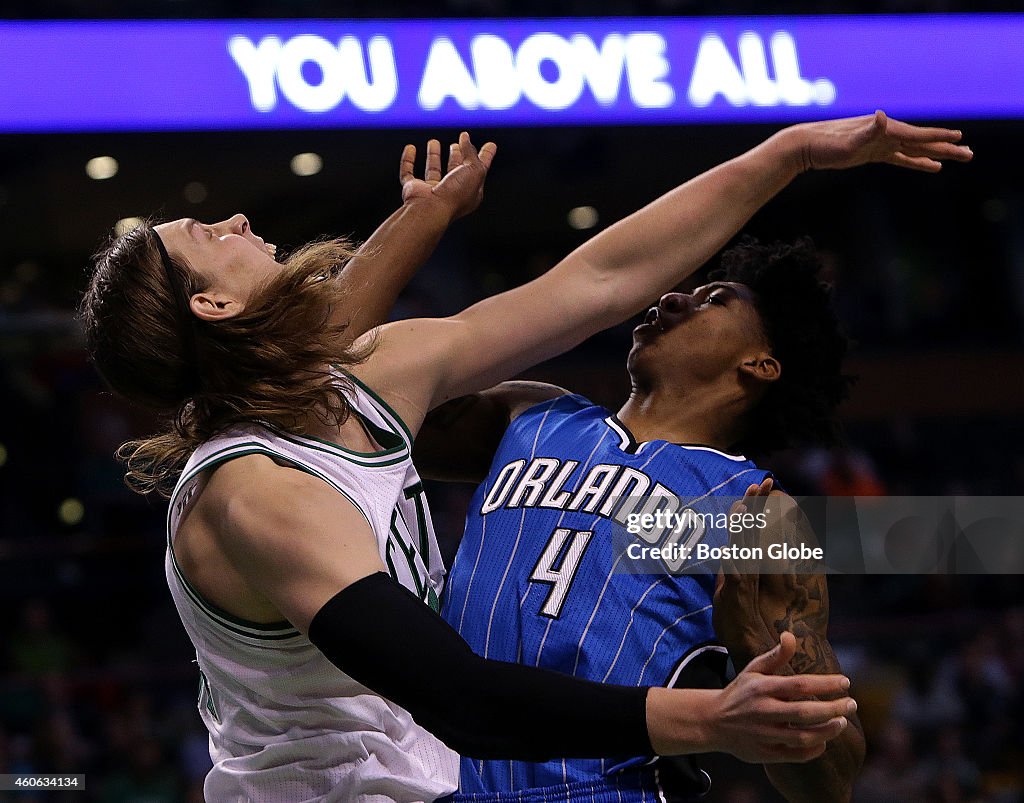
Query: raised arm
205 456 856 764
332 136 496 339
359 114 970 424
714 484 866 802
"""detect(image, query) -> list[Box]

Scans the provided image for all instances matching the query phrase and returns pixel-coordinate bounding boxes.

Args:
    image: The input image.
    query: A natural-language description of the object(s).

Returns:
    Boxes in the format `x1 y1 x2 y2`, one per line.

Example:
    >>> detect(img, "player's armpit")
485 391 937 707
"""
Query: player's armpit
208 455 387 633
413 381 568 483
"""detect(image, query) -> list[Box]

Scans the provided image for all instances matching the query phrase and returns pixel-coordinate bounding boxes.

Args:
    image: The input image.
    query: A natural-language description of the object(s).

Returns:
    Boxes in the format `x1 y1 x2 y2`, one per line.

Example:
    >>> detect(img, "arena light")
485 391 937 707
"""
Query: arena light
85 156 118 180
184 181 208 203
290 152 323 176
567 206 599 230
114 217 144 236
1 16 1023 132
58 498 85 526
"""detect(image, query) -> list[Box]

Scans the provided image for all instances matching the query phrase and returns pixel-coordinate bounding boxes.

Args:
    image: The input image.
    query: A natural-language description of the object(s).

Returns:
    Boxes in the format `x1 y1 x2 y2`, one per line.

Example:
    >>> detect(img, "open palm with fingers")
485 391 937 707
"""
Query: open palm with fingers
796 110 973 173
400 132 498 220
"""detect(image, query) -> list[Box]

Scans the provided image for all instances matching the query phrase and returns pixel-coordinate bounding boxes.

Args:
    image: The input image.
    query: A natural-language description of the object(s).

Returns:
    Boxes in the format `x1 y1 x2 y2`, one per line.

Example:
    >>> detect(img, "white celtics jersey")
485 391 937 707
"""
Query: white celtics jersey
165 373 458 802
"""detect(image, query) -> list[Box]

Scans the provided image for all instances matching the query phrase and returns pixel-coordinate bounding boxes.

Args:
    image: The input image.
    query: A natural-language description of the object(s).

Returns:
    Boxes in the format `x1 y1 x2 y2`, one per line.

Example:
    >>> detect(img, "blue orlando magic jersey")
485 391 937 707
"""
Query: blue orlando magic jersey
442 394 771 798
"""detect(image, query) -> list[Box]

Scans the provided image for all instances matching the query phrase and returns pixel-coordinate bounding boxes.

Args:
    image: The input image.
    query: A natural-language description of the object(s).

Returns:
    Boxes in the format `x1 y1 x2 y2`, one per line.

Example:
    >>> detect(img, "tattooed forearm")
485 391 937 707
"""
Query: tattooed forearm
784 627 838 675
714 493 865 802
765 721 865 803
771 572 833 675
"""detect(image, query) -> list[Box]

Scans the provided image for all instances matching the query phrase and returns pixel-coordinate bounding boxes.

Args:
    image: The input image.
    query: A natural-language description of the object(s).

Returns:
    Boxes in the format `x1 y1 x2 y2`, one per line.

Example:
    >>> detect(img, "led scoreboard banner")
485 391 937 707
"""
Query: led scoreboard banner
1 15 1022 132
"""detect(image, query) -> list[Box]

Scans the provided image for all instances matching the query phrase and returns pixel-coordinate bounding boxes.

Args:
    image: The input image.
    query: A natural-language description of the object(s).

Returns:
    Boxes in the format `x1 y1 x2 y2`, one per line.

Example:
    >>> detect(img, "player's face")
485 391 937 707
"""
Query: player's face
627 281 771 389
154 214 281 313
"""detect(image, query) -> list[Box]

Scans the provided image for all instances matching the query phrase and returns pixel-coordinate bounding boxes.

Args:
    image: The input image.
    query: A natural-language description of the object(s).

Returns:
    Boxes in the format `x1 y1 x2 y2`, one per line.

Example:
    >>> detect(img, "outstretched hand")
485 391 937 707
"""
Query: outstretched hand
794 110 973 173
400 131 497 220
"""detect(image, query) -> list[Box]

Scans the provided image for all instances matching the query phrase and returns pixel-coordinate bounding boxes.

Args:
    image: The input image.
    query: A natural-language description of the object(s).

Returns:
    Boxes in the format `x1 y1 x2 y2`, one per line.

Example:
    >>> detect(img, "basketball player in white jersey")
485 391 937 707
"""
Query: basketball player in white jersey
80 116 970 801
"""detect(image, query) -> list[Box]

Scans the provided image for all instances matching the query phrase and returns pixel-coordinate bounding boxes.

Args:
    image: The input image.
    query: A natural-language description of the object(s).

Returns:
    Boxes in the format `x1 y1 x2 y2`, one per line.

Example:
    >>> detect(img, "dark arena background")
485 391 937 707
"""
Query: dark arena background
1 1 1023 801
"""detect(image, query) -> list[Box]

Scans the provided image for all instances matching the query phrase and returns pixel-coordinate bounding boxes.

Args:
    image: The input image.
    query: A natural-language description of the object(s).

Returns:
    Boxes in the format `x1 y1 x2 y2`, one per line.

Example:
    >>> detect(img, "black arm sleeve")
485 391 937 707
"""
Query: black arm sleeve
308 572 653 761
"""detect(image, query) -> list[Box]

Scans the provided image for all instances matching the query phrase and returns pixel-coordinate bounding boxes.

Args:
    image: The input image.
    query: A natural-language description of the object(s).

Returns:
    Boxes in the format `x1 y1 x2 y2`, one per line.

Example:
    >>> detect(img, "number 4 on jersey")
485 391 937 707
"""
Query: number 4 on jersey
529 528 593 618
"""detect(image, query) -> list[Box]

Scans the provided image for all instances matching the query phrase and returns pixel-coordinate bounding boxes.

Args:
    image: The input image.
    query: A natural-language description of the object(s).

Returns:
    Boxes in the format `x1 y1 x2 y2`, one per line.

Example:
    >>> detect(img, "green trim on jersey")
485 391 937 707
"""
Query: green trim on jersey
259 420 407 467
344 371 415 444
197 669 221 724
383 540 400 587
390 511 426 602
170 549 301 640
403 482 431 566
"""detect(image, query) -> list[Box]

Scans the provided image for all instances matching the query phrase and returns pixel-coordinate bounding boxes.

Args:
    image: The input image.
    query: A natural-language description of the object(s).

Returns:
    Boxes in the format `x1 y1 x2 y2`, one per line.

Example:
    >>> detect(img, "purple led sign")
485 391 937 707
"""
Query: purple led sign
1 16 1022 132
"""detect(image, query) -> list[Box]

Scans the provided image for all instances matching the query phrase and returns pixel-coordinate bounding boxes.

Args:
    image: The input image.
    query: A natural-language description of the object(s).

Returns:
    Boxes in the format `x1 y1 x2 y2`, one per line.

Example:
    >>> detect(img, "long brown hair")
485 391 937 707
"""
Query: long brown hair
80 221 371 497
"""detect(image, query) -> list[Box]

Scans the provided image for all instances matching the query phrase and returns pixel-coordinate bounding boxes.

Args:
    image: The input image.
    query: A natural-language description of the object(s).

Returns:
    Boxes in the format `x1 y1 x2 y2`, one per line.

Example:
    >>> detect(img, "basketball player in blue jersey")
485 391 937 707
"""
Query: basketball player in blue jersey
81 115 967 801
418 244 885 796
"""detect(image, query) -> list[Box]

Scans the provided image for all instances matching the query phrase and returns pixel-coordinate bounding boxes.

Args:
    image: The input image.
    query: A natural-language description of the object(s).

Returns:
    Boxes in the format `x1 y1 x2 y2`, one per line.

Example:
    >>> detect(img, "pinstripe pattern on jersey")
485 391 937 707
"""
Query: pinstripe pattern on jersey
446 764 672 802
481 399 562 657
441 394 770 797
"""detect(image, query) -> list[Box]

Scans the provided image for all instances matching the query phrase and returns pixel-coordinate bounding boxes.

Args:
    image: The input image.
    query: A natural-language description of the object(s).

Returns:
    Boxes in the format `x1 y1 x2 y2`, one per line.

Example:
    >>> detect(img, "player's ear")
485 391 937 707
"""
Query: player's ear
190 291 243 322
739 353 781 384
